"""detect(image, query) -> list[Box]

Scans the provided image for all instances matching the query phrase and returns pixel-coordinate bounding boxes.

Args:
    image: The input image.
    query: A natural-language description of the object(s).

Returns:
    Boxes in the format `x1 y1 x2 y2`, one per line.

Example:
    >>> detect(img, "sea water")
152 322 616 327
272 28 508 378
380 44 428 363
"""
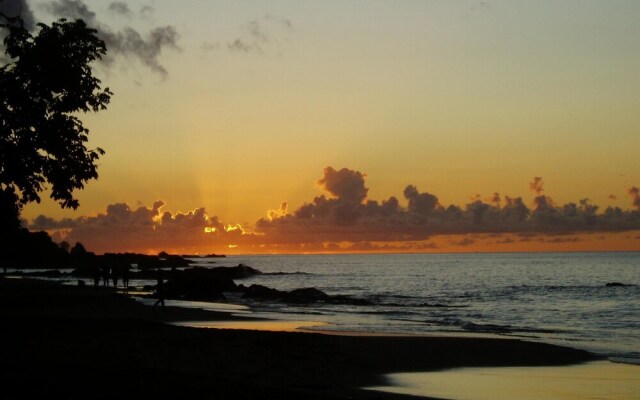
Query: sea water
190 252 640 365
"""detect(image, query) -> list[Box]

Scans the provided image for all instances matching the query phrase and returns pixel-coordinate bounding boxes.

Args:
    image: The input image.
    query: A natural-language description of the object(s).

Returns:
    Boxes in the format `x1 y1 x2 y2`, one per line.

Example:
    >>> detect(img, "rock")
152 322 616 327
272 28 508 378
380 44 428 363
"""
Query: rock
285 288 330 303
162 267 237 301
241 284 371 305
209 264 262 279
242 284 283 300
605 282 632 287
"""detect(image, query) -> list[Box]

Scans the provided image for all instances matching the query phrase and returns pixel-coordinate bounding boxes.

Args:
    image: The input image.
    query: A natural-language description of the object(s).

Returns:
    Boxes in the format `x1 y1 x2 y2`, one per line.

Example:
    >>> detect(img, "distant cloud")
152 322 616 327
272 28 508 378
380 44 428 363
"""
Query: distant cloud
543 236 581 244
529 176 544 195
404 185 438 216
470 1 492 12
257 168 640 246
27 168 640 254
0 0 35 30
108 2 130 16
205 15 293 56
451 236 476 246
42 0 179 78
201 41 221 51
628 187 640 210
318 166 368 204
28 201 258 254
495 236 515 244
0 0 35 63
139 5 153 18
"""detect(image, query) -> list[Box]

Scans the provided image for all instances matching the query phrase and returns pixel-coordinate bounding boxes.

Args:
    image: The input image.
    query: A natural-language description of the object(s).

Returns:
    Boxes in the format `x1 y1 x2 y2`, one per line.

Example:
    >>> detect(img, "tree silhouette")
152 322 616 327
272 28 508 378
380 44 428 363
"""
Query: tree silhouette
0 15 111 232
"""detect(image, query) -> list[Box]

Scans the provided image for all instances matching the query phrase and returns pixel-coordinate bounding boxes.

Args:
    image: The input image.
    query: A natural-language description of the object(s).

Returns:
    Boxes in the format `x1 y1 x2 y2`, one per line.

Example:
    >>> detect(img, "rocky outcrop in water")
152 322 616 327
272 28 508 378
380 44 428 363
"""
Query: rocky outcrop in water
163 267 237 301
239 284 371 305
151 265 262 301
605 282 633 287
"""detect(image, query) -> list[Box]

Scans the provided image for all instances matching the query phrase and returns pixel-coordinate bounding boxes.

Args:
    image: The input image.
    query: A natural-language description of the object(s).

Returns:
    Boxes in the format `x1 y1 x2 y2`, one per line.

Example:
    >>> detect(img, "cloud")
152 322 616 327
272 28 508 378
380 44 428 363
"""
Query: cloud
489 192 501 207
43 0 179 78
628 186 640 210
45 0 95 24
139 5 153 18
404 185 438 216
495 236 515 244
201 41 221 51
0 0 35 63
205 15 292 55
27 169 640 253
30 214 77 230
108 2 130 16
529 176 544 195
0 0 35 29
541 236 582 244
256 169 640 246
451 236 476 246
318 166 368 203
27 201 258 254
470 1 492 12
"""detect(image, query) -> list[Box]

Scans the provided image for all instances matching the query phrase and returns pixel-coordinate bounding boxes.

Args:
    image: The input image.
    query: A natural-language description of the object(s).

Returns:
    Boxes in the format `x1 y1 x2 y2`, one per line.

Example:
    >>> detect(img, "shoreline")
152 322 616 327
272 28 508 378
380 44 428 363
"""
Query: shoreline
1 277 599 399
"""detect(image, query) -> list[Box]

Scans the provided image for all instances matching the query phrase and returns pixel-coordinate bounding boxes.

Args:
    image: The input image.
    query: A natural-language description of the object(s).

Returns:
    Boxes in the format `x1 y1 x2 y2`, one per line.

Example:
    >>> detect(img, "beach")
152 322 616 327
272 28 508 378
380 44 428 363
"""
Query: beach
0 277 600 399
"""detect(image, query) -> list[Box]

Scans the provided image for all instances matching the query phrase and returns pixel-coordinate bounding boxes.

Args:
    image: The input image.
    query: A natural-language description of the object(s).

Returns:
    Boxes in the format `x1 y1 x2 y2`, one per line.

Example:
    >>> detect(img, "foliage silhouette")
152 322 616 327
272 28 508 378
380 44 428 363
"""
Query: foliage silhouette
0 14 111 231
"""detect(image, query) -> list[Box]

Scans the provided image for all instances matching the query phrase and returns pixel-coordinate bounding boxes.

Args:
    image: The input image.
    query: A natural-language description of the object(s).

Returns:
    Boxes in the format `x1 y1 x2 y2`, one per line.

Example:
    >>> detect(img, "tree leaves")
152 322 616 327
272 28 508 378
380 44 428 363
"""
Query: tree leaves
0 16 111 223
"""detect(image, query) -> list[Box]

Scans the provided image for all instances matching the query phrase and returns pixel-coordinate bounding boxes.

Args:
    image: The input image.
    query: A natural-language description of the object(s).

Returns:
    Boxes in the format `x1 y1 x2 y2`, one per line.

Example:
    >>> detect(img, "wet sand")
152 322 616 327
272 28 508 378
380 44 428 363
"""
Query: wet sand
0 277 598 399
370 361 640 400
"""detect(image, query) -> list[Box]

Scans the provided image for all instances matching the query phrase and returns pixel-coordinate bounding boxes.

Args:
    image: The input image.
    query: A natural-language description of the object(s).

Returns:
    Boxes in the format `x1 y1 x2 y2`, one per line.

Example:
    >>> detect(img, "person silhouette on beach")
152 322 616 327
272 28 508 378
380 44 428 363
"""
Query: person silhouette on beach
122 264 130 291
92 266 101 290
111 265 119 288
101 264 110 287
153 269 166 311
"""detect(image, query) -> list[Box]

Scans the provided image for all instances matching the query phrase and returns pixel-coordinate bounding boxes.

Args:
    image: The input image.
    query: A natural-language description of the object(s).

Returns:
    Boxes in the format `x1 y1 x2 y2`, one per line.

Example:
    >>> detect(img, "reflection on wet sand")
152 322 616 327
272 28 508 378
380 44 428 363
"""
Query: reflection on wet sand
172 319 327 332
370 361 640 400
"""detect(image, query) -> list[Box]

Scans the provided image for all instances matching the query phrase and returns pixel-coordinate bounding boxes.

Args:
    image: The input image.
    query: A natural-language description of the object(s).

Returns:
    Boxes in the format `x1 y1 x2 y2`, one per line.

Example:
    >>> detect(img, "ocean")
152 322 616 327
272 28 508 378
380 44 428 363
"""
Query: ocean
190 252 640 365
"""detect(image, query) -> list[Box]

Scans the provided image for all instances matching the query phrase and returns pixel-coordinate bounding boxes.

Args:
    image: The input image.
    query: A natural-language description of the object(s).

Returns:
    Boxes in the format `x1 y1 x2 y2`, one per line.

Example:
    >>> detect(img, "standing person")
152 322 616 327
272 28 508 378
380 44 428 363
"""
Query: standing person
92 265 101 289
101 264 110 287
111 265 119 288
153 269 166 311
122 264 130 292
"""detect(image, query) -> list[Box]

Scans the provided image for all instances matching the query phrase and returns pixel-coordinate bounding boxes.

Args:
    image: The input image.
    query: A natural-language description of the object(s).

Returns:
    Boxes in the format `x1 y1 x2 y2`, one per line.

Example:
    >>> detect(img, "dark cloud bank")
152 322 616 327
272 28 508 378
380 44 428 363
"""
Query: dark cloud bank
27 167 640 253
29 201 258 254
1 0 178 77
0 0 35 30
255 167 640 245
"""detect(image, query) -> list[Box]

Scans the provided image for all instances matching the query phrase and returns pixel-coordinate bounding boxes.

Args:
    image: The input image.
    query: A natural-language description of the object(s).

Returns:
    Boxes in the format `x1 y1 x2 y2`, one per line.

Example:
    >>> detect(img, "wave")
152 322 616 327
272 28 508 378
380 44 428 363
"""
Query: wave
375 301 470 308
433 318 567 335
367 294 470 308
507 283 638 291
356 309 420 317
261 271 314 276
609 353 640 366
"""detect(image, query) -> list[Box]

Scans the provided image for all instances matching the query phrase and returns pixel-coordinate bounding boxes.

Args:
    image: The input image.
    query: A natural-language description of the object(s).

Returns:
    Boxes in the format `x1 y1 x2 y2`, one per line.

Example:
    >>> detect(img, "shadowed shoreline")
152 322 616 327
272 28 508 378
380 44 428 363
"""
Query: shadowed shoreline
0 277 598 399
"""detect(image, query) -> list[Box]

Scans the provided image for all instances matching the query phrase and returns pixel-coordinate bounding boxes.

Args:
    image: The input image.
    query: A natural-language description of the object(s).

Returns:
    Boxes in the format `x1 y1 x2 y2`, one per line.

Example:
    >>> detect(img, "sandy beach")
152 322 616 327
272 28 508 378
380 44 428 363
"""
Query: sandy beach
0 277 599 399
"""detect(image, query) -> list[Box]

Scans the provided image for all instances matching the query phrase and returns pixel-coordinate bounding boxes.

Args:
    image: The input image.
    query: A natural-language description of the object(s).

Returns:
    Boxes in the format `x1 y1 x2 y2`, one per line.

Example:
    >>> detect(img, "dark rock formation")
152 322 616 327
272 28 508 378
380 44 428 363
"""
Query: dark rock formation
163 267 238 301
605 282 633 287
208 264 262 280
241 284 371 305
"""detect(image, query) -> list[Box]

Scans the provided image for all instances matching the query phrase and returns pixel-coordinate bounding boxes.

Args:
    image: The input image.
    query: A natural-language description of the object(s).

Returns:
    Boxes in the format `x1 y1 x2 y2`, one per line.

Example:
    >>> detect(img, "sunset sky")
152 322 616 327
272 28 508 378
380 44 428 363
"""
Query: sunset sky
6 0 640 254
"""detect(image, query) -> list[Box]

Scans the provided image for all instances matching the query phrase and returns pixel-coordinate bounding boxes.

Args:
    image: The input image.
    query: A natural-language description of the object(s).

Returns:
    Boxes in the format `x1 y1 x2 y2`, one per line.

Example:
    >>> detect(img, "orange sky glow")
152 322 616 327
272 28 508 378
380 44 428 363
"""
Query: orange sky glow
28 167 640 255
12 1 640 255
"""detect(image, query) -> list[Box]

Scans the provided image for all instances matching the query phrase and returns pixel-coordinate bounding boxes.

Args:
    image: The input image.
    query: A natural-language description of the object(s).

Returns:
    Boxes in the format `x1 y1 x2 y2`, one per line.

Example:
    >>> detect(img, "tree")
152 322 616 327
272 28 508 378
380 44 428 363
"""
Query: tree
0 15 111 231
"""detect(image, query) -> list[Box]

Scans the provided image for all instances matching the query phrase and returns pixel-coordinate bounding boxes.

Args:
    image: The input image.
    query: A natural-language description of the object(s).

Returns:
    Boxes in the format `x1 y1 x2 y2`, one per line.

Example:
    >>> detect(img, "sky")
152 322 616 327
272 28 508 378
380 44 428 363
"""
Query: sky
3 0 640 254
